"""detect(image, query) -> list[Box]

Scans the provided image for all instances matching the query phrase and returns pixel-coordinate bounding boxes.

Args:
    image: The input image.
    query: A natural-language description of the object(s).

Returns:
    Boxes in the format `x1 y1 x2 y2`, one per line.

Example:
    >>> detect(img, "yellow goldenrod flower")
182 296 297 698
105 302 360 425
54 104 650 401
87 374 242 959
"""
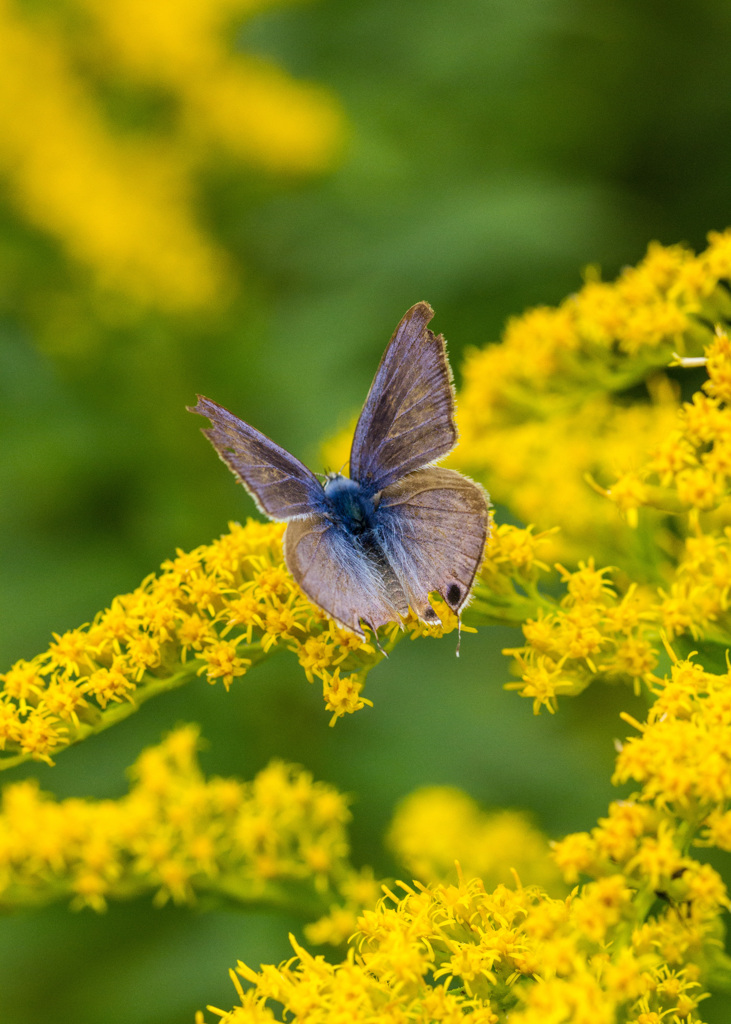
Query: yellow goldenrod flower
503 561 659 712
212 869 720 1024
0 521 393 767
0 517 473 767
0 725 367 914
615 652 731 816
455 235 731 564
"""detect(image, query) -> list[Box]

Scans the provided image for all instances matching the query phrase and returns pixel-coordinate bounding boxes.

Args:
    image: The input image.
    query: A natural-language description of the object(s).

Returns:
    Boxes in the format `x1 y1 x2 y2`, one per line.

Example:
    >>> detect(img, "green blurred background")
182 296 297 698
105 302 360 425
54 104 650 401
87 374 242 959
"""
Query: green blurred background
1 0 730 1020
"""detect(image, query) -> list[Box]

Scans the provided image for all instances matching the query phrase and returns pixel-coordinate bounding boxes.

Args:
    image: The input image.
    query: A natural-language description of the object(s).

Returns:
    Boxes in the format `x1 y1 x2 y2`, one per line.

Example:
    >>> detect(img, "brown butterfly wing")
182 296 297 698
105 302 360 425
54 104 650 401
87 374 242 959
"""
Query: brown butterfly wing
349 302 457 492
375 467 489 623
284 516 409 637
189 396 326 521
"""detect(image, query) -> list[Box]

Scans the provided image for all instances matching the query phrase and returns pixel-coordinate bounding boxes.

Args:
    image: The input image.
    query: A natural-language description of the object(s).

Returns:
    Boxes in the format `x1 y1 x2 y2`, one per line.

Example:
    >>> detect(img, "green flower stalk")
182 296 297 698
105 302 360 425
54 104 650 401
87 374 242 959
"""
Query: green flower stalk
0 519 495 768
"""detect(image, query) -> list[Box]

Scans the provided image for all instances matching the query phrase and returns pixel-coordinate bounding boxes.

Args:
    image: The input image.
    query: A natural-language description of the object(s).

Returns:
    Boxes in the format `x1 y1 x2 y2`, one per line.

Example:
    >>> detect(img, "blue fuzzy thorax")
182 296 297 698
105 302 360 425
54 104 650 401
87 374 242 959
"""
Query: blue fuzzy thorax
323 474 377 536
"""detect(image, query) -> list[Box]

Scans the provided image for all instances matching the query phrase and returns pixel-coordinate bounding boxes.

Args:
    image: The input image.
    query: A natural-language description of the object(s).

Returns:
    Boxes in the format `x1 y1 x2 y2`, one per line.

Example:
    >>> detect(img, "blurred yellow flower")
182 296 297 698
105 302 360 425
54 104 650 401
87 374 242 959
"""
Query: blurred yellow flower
0 725 361 913
0 0 343 313
387 785 564 894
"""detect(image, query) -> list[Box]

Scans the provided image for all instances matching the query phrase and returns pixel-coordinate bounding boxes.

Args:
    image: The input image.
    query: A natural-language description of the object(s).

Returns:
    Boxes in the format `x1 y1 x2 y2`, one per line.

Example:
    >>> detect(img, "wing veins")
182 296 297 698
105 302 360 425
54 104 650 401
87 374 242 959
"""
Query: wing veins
350 303 457 491
376 442 453 477
387 387 436 422
384 503 483 515
222 453 309 476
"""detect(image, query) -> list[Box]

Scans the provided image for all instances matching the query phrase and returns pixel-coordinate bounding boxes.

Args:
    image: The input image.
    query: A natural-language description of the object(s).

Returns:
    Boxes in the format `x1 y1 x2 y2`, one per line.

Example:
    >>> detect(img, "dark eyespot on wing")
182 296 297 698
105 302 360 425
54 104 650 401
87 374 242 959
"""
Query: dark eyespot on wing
447 584 462 607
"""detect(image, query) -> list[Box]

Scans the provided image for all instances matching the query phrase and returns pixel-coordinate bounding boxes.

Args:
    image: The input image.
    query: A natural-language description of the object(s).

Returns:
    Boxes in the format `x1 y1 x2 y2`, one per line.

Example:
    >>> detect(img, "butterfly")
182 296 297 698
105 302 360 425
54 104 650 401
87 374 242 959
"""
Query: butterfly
189 302 489 644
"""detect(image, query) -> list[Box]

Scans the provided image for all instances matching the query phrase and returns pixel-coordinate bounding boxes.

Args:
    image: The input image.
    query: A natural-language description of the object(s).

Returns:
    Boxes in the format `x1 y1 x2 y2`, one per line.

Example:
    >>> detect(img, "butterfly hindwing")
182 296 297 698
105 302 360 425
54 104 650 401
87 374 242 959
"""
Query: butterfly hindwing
189 396 326 521
349 302 458 493
374 467 489 623
284 516 409 636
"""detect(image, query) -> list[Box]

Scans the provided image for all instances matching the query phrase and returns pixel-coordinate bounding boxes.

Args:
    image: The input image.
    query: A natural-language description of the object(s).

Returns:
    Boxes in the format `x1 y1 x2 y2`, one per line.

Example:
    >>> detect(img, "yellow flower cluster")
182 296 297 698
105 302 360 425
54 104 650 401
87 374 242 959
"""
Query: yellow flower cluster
470 521 555 627
548 656 731 1006
387 785 564 894
659 525 731 644
616 650 731 825
606 329 731 521
5 232 731 1019
0 0 343 313
207 642 731 1024
0 724 368 914
213 872 713 1024
0 518 467 767
0 521 391 767
503 560 659 713
498 320 731 716
79 0 343 173
456 231 731 563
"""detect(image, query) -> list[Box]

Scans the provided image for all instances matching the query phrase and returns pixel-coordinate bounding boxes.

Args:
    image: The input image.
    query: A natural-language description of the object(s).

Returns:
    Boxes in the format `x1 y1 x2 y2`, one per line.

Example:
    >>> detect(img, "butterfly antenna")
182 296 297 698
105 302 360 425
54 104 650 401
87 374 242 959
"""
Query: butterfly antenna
455 616 462 658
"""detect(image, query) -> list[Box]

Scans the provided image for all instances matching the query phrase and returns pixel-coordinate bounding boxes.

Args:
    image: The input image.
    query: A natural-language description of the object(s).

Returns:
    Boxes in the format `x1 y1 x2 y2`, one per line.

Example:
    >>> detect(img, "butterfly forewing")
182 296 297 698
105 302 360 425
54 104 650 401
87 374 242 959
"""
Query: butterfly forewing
349 302 458 493
284 516 409 636
189 396 326 521
375 467 489 623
